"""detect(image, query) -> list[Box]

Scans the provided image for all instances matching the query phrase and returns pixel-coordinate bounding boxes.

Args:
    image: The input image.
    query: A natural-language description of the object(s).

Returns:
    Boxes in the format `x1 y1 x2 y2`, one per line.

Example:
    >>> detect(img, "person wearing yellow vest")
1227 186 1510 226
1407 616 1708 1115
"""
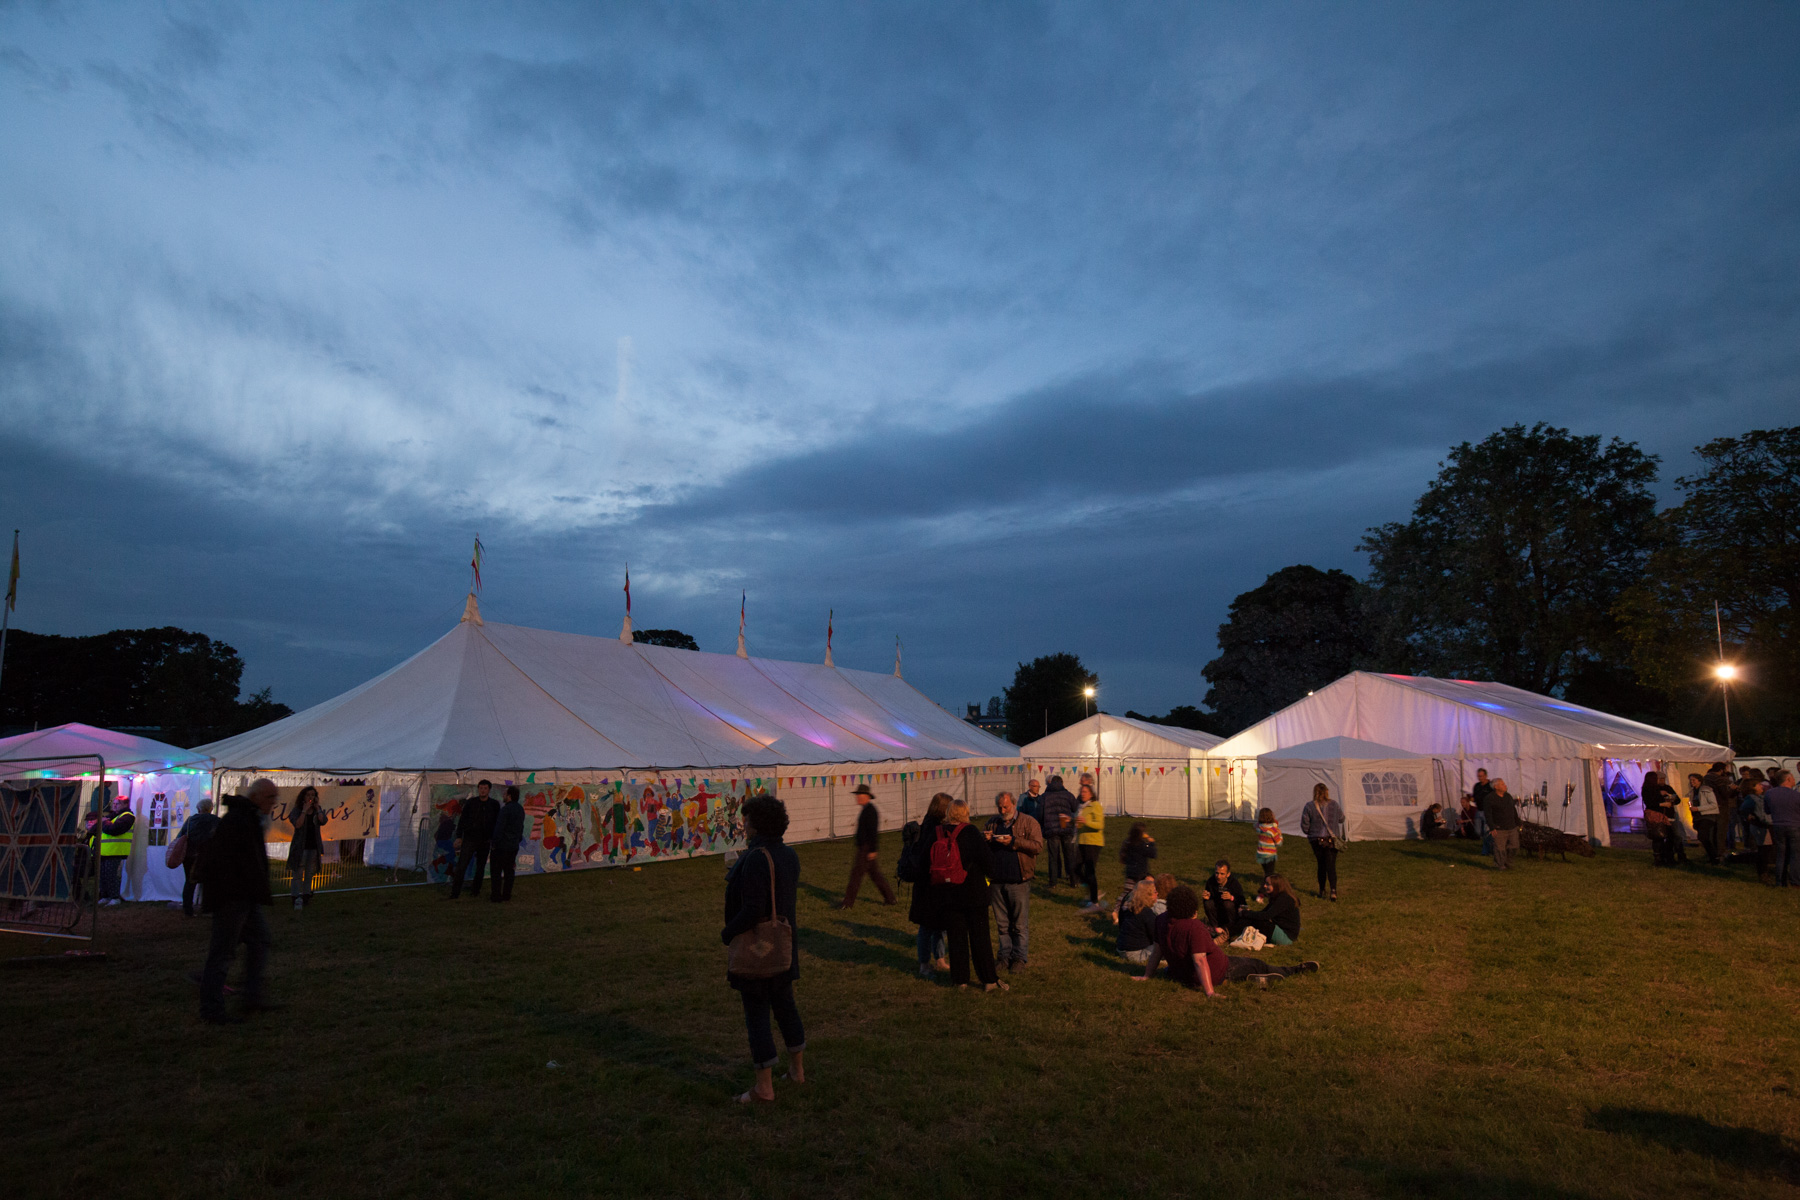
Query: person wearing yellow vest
1075 782 1106 912
98 793 136 906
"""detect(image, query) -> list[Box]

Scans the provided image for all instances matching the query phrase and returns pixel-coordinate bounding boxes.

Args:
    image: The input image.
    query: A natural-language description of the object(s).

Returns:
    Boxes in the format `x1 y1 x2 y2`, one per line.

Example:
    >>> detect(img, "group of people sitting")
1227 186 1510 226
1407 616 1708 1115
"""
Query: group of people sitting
1111 848 1313 988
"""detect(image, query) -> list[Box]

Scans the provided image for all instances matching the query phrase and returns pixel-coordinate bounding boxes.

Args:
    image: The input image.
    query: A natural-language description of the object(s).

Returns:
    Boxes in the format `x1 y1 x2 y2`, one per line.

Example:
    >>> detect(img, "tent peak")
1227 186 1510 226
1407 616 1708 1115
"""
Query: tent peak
460 594 483 625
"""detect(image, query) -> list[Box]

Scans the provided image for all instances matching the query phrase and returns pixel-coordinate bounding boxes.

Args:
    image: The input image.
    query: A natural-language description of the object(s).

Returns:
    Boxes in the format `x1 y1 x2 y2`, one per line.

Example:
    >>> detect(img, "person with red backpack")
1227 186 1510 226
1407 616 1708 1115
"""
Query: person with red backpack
926 798 1005 991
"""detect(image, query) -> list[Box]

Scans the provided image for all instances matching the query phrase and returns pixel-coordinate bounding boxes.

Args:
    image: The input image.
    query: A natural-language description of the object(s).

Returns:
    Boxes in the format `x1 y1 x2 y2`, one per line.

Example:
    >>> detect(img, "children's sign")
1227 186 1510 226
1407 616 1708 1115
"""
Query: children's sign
428 775 758 876
267 785 379 842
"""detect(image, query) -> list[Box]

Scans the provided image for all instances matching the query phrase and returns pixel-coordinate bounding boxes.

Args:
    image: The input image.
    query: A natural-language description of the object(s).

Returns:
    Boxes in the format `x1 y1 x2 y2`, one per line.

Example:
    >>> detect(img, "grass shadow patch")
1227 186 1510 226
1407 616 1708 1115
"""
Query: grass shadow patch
1586 1107 1800 1182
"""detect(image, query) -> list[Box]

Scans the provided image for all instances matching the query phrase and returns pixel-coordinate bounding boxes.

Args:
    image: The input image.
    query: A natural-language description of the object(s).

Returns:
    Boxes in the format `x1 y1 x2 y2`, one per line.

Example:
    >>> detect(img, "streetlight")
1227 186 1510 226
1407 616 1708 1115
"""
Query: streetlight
1083 685 1096 718
1715 662 1736 748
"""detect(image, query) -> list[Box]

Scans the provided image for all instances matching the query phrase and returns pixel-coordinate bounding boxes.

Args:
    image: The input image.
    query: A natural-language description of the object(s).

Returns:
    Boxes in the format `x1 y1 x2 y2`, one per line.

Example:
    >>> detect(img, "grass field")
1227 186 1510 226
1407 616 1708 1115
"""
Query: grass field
6 819 1798 1199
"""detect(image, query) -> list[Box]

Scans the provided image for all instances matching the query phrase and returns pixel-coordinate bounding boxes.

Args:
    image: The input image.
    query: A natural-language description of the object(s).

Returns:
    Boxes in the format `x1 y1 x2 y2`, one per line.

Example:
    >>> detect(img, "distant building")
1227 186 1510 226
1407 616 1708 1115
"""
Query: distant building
964 703 1009 737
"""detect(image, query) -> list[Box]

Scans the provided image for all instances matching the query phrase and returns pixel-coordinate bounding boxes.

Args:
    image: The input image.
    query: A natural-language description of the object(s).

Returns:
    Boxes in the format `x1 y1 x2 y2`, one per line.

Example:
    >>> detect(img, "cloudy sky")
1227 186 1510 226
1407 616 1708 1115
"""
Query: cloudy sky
2 1 1796 721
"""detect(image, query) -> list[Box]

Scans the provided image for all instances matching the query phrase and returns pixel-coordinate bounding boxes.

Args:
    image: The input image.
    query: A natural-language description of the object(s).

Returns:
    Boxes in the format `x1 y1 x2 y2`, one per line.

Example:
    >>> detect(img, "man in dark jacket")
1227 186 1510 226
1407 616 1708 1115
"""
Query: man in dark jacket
1482 778 1523 870
1018 778 1046 831
177 798 221 917
197 779 278 1023
1040 776 1080 887
839 784 896 907
489 785 527 904
450 779 500 899
982 791 1043 971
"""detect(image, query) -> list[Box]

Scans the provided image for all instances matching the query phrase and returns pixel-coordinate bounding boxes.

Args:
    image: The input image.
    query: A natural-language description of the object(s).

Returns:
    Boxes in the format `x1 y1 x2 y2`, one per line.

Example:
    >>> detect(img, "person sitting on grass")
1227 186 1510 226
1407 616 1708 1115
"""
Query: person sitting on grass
1131 885 1319 994
1421 803 1451 840
1115 877 1161 968
1230 873 1302 946
1455 794 1481 839
1202 859 1248 935
1112 822 1158 921
1153 873 1177 912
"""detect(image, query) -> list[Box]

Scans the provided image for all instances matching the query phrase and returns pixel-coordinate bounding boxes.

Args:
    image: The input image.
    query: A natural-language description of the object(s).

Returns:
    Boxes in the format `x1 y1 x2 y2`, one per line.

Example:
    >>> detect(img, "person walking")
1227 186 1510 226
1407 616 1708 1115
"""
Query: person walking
1039 775 1080 888
928 799 1004 991
97 793 135 906
197 780 280 1024
490 785 526 903
1254 808 1283 877
1075 781 1105 911
1483 778 1523 871
1765 770 1800 888
175 798 220 918
907 792 953 978
982 790 1043 972
288 786 328 910
449 780 500 899
722 793 805 1104
1300 783 1345 900
839 784 896 908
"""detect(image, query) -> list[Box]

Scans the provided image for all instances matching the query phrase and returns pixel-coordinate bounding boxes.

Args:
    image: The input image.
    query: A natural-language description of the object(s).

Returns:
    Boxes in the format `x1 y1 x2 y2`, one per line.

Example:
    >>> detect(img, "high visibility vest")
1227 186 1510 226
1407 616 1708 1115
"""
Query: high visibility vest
99 815 134 857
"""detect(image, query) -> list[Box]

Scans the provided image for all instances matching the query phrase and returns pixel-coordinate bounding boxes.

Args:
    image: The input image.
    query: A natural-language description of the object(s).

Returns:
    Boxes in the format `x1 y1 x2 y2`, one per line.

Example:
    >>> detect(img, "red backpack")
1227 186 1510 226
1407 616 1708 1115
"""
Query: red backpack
928 824 967 885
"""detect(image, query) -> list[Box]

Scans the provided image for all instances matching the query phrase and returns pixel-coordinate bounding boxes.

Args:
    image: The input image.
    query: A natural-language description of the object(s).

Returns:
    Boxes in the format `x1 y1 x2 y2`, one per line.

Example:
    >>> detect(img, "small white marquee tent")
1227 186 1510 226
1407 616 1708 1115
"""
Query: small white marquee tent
0 723 215 902
1020 714 1223 818
1205 672 1730 844
1256 736 1435 842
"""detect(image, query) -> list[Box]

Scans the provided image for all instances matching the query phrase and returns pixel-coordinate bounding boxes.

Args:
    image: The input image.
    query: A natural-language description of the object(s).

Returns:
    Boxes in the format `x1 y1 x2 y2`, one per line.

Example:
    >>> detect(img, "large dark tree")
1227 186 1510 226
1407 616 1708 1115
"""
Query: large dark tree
0 627 292 747
1123 705 1229 736
1615 426 1800 751
1003 653 1098 746
1358 423 1658 694
631 628 699 651
1201 565 1371 732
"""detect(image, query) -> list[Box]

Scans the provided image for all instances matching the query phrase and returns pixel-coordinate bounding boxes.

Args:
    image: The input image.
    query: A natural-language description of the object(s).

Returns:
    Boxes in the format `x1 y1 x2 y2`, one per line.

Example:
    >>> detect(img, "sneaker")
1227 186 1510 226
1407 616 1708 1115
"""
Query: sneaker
918 964 934 979
293 897 304 910
1298 961 1321 974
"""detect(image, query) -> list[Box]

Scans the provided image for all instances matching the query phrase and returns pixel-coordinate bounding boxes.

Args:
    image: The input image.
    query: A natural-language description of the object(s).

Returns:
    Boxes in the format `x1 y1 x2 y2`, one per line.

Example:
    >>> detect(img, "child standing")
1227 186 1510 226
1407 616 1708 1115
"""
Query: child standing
1255 808 1282 879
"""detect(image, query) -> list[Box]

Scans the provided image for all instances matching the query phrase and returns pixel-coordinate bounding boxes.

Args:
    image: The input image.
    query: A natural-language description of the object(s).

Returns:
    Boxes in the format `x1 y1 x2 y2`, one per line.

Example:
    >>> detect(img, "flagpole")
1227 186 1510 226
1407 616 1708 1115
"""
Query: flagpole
0 530 16 700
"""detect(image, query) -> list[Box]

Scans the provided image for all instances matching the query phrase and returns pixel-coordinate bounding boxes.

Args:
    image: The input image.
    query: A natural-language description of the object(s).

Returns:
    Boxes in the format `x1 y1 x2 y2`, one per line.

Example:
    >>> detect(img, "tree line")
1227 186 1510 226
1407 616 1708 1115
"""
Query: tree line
1002 423 1798 754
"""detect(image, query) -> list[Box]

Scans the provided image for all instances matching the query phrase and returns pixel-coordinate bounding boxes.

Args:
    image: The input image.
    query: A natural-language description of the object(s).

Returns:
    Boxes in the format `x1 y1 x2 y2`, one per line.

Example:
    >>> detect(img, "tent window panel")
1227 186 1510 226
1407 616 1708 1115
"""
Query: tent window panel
1360 771 1420 807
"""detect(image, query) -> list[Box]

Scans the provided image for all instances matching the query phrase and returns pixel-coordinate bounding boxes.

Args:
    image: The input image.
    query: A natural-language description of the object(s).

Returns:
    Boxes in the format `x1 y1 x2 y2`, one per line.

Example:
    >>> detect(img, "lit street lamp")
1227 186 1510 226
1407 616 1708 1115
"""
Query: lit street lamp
1083 685 1096 718
1715 662 1736 748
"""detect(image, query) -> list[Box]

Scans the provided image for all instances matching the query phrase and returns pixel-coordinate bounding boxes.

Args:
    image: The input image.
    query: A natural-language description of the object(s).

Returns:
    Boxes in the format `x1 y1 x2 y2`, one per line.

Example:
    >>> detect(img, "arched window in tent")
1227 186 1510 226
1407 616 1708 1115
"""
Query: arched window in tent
1361 771 1420 807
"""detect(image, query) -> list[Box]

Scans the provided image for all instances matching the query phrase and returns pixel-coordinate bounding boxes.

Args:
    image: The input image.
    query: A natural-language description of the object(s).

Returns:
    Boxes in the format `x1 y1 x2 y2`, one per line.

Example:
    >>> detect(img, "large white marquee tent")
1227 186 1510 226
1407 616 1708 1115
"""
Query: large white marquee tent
1020 713 1223 818
197 599 1023 876
1205 672 1730 845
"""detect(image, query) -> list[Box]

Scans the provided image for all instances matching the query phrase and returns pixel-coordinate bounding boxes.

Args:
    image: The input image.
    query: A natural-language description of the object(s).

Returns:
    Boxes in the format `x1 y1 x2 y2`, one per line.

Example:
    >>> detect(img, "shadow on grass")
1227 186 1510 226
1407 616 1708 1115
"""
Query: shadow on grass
799 882 844 906
1586 1107 1800 1182
1350 1163 1594 1198
797 926 913 971
1078 949 1141 976
829 917 914 948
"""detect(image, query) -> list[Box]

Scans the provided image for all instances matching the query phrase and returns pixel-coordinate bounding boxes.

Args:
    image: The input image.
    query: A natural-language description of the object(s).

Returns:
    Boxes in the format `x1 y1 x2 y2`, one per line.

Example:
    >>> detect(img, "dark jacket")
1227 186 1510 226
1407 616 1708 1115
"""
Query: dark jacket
854 801 881 852
177 811 220 867
1018 792 1045 830
907 815 943 926
926 822 995 917
722 836 801 986
981 811 1044 883
1120 837 1158 881
456 795 500 843
1116 901 1159 953
1483 790 1523 832
1041 781 1078 837
493 799 527 850
1204 872 1248 910
291 806 328 855
1260 890 1302 941
197 795 272 909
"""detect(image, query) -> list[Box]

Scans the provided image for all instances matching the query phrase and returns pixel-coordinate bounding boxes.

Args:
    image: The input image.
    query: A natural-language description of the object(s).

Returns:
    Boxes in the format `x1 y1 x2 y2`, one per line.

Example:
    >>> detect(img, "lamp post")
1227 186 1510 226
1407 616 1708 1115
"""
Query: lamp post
1714 599 1735 750
1083 685 1095 719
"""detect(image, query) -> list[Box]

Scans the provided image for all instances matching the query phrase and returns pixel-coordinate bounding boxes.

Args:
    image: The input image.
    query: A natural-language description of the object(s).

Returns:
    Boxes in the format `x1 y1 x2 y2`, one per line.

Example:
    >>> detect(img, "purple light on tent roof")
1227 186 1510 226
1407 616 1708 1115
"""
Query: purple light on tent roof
1471 701 1507 712
894 723 917 737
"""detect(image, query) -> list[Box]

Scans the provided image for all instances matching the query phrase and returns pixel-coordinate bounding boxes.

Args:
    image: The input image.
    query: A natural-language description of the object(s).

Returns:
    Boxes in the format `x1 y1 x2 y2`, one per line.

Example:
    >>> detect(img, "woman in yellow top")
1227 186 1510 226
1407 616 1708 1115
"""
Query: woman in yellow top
1075 782 1105 911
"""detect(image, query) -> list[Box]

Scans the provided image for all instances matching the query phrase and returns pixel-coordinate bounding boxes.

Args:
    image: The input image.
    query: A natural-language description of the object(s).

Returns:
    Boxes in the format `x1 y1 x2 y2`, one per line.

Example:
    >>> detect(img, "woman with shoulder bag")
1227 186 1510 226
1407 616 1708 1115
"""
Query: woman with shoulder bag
721 793 805 1104
1300 783 1346 901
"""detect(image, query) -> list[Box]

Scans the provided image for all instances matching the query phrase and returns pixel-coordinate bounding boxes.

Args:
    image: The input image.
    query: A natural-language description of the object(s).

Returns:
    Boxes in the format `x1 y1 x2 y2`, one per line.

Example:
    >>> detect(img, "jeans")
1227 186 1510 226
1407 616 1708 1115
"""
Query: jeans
450 841 490 897
1079 844 1101 904
1693 816 1721 864
181 862 200 916
1046 833 1079 885
99 855 124 901
1491 827 1520 869
1225 956 1298 982
201 901 269 1018
989 881 1031 964
1774 828 1800 887
916 926 947 967
736 976 805 1068
1204 896 1240 934
843 850 896 905
944 903 999 986
490 843 518 901
290 848 320 900
1308 840 1339 892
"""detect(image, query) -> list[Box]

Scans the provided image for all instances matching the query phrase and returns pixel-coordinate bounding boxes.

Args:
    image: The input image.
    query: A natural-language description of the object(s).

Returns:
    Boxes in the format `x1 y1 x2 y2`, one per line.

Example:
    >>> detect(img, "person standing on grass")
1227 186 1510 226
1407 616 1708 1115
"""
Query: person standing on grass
1740 776 1775 884
197 780 280 1024
1686 773 1723 866
1764 770 1800 888
723 793 805 1104
1483 778 1523 871
1131 885 1318 993
176 798 219 918
929 798 1005 991
97 793 135 906
450 780 499 899
1300 783 1345 901
490 785 526 903
1704 762 1739 855
1640 771 1686 868
1019 777 1046 833
983 790 1043 972
1254 808 1282 877
839 784 897 908
288 786 328 910
1040 775 1080 888
908 792 953 978
1076 782 1105 911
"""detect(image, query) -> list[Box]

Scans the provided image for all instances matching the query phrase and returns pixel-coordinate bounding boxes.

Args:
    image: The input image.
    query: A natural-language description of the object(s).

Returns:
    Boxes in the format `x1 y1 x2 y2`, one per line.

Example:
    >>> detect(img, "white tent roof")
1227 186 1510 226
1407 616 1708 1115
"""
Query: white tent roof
1021 712 1224 760
1210 671 1728 762
0 723 214 777
197 603 1020 773
1260 736 1421 763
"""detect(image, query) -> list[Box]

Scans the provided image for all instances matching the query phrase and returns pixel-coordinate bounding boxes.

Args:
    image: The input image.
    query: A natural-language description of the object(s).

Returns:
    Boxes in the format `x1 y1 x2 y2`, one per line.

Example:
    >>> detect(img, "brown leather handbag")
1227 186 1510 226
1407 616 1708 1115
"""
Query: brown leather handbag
726 848 794 978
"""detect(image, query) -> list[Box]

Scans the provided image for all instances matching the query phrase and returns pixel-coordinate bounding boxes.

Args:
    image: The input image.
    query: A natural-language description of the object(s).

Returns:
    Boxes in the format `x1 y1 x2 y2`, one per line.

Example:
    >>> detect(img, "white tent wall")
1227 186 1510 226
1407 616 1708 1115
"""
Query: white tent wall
1019 715 1219 820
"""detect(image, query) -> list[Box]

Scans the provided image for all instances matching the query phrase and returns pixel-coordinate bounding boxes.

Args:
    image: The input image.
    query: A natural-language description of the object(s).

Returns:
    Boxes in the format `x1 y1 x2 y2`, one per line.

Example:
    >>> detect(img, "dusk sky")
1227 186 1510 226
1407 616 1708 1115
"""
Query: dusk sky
3 2 1797 722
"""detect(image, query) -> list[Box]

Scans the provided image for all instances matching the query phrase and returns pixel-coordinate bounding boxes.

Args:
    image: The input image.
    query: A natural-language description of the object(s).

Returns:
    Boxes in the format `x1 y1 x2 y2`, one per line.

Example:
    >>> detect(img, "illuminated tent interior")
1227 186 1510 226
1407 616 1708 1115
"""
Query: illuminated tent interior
1204 672 1731 845
196 598 1022 873
1019 713 1223 818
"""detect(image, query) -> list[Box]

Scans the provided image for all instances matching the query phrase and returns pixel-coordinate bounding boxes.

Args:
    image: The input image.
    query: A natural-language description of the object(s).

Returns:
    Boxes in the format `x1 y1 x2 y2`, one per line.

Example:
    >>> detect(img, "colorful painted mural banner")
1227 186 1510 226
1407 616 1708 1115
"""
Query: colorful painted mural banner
268 784 379 842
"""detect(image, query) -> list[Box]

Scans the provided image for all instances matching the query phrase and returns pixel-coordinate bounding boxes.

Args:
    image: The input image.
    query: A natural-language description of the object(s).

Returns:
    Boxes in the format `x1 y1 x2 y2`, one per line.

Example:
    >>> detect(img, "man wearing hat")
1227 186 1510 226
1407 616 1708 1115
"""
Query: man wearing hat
839 783 896 908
